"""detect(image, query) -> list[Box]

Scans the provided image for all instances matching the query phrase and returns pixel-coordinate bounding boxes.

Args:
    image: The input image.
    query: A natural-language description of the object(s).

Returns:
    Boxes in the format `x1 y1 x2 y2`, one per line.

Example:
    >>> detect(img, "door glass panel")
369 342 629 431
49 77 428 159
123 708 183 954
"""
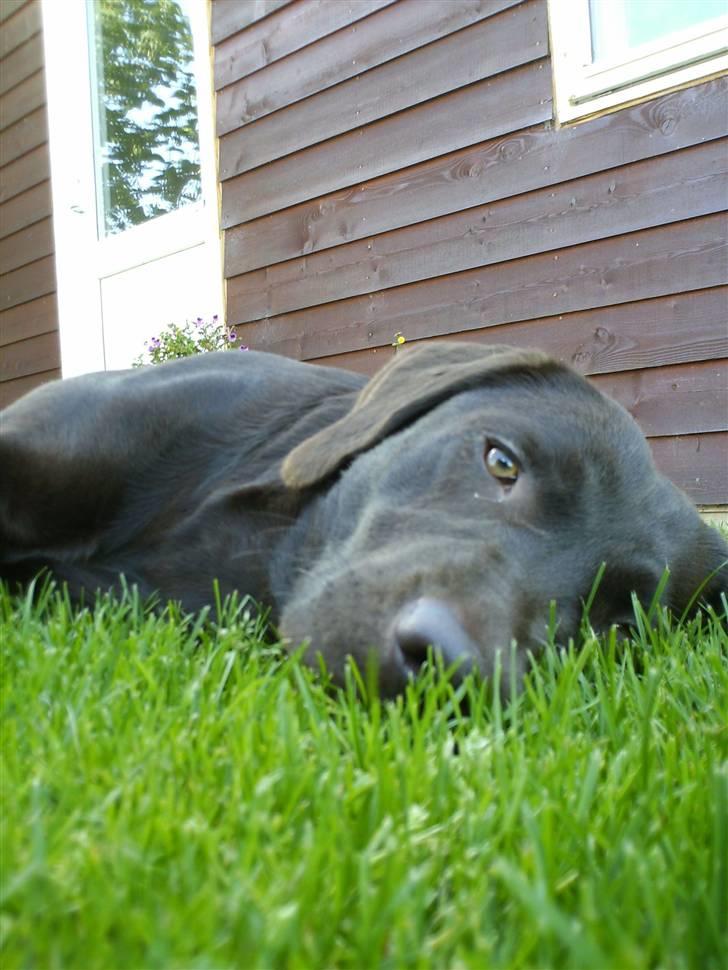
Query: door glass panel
89 0 202 236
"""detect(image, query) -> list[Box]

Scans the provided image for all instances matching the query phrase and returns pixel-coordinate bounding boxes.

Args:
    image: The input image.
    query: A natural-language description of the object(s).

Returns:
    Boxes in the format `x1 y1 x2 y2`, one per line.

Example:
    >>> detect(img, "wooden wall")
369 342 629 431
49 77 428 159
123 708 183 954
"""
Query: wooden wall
0 0 60 409
214 0 728 505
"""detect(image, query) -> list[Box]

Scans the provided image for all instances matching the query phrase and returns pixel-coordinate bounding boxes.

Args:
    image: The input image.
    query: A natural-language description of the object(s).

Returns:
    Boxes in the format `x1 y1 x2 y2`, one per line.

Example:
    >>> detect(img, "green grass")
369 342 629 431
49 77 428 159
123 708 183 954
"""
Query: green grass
1 580 726 970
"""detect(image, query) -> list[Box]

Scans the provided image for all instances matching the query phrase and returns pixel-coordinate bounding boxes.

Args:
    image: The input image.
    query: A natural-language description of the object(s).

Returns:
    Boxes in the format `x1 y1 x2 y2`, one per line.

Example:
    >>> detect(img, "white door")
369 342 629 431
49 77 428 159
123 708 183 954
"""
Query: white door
42 0 223 376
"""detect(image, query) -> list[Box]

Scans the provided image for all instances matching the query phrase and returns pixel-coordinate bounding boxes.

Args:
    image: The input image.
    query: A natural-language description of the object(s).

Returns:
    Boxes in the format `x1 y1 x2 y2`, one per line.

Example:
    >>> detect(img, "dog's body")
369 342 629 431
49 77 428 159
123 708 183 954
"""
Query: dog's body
1 343 726 695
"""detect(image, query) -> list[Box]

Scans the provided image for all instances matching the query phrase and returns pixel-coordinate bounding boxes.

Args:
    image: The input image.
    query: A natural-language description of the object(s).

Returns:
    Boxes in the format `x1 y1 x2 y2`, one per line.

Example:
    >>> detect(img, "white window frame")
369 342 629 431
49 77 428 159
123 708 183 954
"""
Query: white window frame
549 0 728 125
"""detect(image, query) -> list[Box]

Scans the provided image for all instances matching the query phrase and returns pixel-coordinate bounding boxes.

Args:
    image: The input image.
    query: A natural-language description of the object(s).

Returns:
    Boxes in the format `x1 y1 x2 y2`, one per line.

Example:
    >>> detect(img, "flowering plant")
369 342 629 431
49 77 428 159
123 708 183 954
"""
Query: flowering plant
134 315 249 366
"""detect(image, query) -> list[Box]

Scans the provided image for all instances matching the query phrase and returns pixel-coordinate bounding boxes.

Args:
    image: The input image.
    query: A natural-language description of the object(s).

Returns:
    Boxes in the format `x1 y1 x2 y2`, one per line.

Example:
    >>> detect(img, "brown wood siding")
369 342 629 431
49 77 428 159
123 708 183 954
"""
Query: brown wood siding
215 0 727 505
0 0 60 406
211 0 292 45
216 0 521 127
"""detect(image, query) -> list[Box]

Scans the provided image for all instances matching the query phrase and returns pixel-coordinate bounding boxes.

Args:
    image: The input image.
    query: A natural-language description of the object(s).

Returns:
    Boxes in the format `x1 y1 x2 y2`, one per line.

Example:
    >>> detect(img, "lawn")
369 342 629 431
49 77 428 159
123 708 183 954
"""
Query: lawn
1 579 726 970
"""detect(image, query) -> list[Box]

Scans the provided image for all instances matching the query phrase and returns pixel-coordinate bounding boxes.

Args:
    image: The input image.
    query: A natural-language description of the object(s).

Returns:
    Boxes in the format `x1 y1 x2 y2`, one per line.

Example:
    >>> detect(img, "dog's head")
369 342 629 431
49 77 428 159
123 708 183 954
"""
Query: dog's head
276 343 727 696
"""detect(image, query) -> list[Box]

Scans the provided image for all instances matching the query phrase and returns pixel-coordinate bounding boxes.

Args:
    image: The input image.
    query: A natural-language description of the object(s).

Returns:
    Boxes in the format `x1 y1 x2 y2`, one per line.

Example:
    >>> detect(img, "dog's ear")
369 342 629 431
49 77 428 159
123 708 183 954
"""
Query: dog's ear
282 342 555 489
667 514 728 616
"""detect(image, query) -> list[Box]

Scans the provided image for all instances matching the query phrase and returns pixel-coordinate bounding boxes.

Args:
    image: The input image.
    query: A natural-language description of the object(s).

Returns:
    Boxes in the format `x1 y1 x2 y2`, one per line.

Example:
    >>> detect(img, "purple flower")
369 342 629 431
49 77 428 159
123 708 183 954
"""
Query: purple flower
212 314 219 323
239 344 250 351
228 331 237 342
194 317 203 327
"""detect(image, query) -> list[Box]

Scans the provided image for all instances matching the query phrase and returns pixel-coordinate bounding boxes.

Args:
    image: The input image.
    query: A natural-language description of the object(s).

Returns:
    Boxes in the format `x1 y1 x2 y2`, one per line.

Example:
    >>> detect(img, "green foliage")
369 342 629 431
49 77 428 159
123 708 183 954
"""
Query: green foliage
1 581 726 969
134 315 246 366
94 0 201 233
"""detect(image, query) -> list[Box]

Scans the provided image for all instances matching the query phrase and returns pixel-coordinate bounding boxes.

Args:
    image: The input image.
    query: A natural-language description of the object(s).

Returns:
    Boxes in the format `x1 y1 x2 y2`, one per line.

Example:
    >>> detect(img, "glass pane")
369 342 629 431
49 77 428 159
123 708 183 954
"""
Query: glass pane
90 0 202 236
590 0 728 62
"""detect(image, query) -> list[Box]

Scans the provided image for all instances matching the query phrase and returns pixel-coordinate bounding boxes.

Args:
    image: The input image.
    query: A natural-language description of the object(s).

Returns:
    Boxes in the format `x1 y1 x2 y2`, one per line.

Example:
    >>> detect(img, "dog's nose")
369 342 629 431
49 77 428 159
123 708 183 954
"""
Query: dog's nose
392 597 477 681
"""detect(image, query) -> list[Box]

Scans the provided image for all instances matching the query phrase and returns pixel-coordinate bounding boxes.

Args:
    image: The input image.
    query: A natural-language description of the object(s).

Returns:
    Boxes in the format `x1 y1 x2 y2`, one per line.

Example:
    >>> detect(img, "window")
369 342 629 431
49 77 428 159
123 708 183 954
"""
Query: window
549 0 728 124
88 0 202 236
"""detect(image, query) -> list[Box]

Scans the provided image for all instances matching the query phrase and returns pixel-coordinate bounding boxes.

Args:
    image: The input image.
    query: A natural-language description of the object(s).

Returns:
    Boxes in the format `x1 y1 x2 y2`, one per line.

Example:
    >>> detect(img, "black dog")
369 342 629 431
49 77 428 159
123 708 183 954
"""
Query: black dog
1 343 725 695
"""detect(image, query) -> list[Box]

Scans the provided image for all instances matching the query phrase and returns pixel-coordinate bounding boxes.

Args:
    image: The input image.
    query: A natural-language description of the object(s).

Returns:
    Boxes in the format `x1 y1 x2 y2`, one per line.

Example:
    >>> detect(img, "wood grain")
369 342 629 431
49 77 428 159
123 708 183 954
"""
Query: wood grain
0 69 45 131
214 0 391 81
649 433 727 505
0 328 59 381
0 105 47 166
217 1 546 177
0 0 39 59
221 59 551 223
230 215 728 357
215 0 521 124
0 0 30 25
211 0 292 45
591 360 728 438
223 78 728 272
1 253 56 311
0 179 51 236
0 145 49 204
227 141 728 320
0 215 52 274
307 289 728 378
0 31 43 95
0 291 57 346
0 0 56 408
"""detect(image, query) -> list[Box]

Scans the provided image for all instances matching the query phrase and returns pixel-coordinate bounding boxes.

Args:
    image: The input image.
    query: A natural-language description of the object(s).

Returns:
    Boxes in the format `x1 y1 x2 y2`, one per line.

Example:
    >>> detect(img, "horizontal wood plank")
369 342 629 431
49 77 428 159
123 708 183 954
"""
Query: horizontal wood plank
649 432 727 505
591 360 728 438
217 0 546 177
227 140 728 320
306 288 728 378
438 289 728 377
214 0 391 87
221 59 552 224
0 328 60 381
0 367 59 408
216 0 522 127
211 0 292 45
0 105 47 166
0 144 49 204
0 31 43 95
231 215 728 357
0 216 53 274
223 77 728 273
1 253 56 310
0 0 30 25
0 0 39 59
0 69 45 132
217 3 541 145
0 179 51 236
0 291 57 346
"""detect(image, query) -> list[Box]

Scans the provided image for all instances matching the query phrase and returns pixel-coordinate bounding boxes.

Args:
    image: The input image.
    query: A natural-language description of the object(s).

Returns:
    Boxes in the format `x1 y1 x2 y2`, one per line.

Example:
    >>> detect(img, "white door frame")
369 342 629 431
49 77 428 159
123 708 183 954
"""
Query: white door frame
41 0 223 377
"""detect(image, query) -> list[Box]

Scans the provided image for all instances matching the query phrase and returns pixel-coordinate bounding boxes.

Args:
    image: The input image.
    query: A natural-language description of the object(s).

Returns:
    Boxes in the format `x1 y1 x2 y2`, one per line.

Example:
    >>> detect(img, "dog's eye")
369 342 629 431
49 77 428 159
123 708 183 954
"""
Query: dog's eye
484 444 519 484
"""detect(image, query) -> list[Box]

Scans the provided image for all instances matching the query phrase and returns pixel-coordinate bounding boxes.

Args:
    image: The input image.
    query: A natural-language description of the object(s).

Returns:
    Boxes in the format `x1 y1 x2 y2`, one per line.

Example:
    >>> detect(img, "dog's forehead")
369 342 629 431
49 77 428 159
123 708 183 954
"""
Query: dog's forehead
435 369 645 454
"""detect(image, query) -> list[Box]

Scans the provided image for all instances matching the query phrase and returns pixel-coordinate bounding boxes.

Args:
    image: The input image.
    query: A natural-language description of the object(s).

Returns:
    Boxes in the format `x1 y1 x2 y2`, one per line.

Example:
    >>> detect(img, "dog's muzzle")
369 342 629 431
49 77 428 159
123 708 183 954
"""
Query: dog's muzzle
389 596 479 688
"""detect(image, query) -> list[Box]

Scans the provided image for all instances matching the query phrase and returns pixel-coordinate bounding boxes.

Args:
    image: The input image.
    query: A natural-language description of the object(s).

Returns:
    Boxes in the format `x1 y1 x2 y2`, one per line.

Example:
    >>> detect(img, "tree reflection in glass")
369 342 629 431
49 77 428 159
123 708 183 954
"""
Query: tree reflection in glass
90 0 202 235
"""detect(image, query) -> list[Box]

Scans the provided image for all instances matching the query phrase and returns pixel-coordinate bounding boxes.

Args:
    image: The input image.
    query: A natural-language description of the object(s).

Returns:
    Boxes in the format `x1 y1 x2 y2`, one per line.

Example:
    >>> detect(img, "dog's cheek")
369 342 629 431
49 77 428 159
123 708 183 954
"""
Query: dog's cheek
278 543 438 693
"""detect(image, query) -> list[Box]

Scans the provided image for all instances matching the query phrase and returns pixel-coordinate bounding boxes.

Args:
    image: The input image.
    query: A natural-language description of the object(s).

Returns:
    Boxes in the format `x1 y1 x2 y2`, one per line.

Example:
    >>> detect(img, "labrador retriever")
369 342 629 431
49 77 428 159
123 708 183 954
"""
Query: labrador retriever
1 343 725 696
